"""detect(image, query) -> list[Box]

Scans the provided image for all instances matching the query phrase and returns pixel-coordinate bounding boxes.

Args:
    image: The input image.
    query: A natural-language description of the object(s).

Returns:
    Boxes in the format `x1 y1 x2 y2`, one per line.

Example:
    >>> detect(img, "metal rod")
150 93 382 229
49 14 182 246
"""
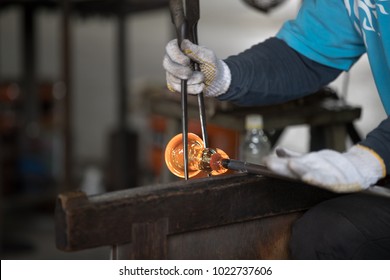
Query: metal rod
179 11 189 180
197 81 209 148
221 159 296 182
185 0 209 149
181 80 189 180
191 42 209 148
170 0 189 180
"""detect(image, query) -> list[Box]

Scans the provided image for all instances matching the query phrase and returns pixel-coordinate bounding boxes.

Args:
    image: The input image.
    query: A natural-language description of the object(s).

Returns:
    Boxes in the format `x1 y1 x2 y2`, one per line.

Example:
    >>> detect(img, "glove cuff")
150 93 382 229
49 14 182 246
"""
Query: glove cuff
346 144 386 187
205 60 231 97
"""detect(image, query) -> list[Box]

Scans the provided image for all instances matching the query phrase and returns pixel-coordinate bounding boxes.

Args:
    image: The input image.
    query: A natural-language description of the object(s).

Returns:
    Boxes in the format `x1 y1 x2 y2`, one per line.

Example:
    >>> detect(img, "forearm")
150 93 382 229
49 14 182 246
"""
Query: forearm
360 116 390 175
218 37 342 106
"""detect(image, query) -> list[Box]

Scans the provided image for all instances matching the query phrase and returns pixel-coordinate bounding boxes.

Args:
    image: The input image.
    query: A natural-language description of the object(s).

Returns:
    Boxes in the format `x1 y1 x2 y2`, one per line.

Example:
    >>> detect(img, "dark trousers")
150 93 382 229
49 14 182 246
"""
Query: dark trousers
290 192 390 259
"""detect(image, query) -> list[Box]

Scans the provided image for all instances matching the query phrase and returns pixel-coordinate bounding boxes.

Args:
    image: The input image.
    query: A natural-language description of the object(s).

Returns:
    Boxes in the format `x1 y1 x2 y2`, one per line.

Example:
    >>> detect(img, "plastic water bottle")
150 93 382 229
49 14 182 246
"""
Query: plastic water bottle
240 114 271 164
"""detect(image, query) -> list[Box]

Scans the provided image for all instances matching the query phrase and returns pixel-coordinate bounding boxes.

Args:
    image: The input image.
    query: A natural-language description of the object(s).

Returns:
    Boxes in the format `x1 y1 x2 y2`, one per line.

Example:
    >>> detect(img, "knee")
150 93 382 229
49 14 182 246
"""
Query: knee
289 203 364 260
290 207 329 259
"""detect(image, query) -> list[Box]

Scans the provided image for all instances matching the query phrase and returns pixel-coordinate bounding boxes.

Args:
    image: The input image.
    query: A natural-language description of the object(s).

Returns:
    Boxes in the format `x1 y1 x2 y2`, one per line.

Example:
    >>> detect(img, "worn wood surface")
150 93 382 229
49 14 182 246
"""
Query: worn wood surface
56 173 337 259
114 212 301 260
166 212 302 259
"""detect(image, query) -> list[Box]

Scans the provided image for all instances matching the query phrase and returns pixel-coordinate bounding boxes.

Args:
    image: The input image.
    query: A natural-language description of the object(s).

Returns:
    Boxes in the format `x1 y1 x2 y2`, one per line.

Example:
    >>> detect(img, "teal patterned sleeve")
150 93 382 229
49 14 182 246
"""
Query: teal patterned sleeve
277 0 366 71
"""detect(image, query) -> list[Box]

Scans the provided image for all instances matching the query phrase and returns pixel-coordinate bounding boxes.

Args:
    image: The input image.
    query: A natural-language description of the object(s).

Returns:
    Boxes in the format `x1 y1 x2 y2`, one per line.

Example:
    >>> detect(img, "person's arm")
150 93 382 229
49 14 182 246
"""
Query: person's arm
163 36 342 105
219 37 342 106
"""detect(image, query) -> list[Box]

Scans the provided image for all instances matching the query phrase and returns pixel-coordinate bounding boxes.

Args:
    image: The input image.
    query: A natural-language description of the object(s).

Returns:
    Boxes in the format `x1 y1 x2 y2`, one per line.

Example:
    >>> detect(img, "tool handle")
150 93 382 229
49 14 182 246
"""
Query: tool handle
221 159 267 174
170 0 187 44
221 159 295 181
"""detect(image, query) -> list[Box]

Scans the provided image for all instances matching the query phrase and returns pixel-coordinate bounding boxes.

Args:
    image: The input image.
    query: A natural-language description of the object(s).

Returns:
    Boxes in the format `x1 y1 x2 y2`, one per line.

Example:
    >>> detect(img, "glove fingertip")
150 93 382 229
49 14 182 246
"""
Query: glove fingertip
166 40 191 65
181 39 196 50
265 156 299 179
181 40 204 63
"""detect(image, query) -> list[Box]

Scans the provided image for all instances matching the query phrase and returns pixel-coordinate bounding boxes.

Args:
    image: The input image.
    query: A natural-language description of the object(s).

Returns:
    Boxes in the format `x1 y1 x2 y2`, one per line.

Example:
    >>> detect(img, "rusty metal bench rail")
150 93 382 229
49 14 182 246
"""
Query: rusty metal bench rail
56 174 337 259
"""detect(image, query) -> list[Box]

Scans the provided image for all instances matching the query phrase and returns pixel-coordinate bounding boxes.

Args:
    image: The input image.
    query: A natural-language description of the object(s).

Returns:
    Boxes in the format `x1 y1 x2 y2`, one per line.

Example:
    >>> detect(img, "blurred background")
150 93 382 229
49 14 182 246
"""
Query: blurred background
0 0 386 259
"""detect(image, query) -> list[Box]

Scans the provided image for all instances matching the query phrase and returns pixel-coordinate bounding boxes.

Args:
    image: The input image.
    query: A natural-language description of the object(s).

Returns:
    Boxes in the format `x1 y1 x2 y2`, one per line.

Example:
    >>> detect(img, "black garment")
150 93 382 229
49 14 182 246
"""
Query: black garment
360 116 390 174
290 193 390 259
220 37 342 106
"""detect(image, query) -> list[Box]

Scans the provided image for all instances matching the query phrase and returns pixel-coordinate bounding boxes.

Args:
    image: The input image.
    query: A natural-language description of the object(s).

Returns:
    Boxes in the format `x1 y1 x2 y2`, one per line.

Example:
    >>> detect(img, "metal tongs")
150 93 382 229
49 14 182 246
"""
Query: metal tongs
169 0 209 180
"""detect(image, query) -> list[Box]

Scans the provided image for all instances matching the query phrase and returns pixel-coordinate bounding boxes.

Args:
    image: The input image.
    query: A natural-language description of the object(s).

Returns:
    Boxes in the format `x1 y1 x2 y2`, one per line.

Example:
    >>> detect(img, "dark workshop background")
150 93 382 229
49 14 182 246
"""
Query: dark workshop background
0 0 386 260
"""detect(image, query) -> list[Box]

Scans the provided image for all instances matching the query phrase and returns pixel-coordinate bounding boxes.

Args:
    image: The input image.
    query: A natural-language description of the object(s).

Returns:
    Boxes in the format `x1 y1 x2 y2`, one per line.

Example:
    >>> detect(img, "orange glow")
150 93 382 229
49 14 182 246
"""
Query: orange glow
165 133 229 178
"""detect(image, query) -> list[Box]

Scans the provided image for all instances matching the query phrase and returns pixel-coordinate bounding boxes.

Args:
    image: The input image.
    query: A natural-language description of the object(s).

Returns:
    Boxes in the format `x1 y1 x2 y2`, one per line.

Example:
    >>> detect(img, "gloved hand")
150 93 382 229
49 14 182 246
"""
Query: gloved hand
163 39 231 97
264 145 386 193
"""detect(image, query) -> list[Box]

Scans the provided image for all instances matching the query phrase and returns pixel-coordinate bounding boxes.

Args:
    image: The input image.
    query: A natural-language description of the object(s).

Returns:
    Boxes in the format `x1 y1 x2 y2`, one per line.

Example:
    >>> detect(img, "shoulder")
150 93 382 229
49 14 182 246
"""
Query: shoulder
276 0 365 70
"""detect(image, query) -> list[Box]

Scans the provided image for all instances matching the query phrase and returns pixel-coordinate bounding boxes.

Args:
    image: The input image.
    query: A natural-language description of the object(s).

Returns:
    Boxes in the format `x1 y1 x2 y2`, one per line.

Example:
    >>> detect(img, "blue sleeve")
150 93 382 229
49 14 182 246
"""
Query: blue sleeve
218 37 341 106
276 0 365 71
360 116 390 174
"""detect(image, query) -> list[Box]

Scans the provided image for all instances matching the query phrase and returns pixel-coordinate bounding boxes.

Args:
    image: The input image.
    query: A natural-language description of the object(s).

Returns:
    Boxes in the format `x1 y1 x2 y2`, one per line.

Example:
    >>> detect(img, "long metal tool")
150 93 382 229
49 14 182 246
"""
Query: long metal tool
169 0 209 180
170 0 189 180
185 0 209 148
221 159 297 182
222 159 390 198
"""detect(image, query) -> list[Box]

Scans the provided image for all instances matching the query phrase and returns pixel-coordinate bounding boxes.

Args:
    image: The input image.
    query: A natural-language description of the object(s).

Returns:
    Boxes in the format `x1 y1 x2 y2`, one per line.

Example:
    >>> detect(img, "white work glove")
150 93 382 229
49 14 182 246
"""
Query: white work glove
163 39 231 97
264 145 386 193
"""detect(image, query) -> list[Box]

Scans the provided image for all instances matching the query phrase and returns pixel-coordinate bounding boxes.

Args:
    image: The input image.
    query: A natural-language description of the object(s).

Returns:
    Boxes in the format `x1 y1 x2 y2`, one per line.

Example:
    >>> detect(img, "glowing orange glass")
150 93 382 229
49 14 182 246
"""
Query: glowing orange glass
164 133 229 178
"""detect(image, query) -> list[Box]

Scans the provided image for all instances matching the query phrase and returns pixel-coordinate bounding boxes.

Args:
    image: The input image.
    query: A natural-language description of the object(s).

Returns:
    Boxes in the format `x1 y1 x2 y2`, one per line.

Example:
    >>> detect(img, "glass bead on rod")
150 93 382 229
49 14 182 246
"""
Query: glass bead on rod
165 133 229 178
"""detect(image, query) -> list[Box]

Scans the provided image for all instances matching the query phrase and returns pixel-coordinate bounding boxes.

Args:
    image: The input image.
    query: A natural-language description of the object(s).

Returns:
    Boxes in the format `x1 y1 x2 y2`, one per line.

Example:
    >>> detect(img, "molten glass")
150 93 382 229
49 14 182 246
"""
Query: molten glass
165 133 229 178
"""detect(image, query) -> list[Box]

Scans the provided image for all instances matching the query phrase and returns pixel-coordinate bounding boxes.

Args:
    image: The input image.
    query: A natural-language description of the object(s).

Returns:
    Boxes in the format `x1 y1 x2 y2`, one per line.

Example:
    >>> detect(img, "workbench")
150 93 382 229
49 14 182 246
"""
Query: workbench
56 173 338 259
